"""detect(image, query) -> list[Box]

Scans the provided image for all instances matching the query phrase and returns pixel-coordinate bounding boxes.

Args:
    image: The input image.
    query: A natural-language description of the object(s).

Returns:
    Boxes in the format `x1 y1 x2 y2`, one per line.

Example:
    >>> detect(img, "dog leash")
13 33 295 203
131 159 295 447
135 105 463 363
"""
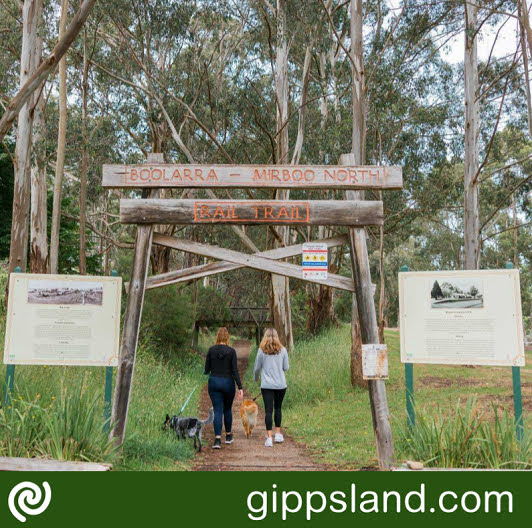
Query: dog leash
180 380 261 414
178 380 202 415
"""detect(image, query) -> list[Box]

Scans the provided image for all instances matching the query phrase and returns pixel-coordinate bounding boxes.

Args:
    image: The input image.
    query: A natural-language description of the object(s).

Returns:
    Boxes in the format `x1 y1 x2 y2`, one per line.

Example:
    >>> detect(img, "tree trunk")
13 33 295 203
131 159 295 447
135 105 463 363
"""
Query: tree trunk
79 28 88 275
0 0 97 142
512 193 518 266
146 121 172 275
464 0 479 270
50 0 69 274
521 0 532 59
307 284 336 334
271 0 293 350
9 0 43 274
519 0 532 136
30 94 48 273
347 0 367 388
29 0 47 274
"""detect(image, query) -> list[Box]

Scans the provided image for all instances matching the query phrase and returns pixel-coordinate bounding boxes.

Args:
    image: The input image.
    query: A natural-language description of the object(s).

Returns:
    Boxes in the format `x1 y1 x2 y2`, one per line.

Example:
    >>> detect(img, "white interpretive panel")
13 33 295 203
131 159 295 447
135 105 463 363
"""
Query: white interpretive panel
399 270 525 366
4 274 122 366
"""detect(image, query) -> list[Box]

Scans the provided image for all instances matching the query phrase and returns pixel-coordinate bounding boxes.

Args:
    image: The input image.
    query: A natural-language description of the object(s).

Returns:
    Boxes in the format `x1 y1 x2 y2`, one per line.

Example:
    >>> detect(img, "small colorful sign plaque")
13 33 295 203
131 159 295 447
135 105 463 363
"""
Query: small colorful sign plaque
302 243 328 280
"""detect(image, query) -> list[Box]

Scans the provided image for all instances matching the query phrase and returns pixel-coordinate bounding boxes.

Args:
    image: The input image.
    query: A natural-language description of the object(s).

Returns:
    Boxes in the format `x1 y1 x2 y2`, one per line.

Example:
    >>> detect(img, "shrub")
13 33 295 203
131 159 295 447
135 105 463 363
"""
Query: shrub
195 285 231 326
142 287 195 349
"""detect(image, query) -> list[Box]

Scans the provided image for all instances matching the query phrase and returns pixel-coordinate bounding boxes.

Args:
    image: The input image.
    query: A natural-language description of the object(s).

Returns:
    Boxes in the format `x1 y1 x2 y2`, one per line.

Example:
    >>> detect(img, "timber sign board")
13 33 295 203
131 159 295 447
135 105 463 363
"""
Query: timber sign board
103 163 402 190
120 199 384 226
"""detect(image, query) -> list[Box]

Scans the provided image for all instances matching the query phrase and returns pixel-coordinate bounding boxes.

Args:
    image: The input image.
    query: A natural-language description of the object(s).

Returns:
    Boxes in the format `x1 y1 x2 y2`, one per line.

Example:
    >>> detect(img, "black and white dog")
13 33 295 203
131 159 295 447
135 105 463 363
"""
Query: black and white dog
162 408 214 452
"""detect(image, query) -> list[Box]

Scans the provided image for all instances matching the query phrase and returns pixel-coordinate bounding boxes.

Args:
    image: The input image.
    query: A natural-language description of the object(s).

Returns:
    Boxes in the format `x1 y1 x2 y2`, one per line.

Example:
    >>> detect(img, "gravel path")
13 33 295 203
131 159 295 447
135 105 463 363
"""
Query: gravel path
193 339 324 471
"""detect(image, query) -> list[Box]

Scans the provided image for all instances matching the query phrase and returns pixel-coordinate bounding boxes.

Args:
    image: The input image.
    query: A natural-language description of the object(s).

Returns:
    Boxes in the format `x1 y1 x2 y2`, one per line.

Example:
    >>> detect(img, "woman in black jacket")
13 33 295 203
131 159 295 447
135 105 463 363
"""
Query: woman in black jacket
204 327 243 449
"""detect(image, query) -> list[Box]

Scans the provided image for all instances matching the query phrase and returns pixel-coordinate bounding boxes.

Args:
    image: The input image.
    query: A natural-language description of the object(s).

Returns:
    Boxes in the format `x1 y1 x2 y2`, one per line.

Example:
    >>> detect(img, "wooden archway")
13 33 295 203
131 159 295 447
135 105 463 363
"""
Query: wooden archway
103 153 402 468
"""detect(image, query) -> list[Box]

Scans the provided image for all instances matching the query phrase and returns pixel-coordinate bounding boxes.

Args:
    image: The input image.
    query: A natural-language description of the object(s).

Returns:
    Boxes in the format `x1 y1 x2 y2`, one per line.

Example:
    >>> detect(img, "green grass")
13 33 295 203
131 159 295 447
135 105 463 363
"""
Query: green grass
0 333 205 470
0 272 207 472
2 252 530 470
245 324 532 469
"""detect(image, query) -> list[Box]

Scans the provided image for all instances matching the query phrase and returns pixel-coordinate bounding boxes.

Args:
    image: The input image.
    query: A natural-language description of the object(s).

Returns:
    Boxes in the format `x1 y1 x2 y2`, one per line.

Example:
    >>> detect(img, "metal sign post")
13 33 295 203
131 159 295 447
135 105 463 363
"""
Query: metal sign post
3 267 20 410
103 269 119 433
400 265 415 431
506 261 524 441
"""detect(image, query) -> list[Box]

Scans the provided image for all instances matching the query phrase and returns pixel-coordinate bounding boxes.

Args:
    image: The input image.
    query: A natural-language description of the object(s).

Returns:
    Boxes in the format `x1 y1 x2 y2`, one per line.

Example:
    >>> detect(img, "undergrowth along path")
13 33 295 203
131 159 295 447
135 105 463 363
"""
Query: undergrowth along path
194 339 324 471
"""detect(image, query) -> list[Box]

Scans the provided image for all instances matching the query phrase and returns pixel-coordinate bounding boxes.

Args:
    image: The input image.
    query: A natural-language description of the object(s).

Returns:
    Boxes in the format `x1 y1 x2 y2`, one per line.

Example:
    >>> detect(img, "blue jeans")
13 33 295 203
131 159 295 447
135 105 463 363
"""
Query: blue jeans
208 376 235 436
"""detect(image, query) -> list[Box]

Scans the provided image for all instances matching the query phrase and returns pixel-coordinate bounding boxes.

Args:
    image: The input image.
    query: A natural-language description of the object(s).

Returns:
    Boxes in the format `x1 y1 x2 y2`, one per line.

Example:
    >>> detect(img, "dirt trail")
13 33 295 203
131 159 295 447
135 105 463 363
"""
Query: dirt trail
194 339 324 471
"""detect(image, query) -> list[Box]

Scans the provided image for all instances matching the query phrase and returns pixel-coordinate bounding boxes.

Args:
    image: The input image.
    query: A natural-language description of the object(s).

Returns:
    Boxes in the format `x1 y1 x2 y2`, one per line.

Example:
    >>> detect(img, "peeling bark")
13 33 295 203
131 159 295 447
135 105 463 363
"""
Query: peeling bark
50 0 69 274
464 1 480 269
80 28 88 275
9 0 43 274
0 0 98 142
30 93 48 274
271 0 293 350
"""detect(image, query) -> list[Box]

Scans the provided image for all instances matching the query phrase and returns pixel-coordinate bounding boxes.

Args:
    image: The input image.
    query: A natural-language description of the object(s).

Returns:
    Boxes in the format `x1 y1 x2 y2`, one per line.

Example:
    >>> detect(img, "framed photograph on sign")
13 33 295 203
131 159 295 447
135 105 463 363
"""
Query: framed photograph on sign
430 277 484 309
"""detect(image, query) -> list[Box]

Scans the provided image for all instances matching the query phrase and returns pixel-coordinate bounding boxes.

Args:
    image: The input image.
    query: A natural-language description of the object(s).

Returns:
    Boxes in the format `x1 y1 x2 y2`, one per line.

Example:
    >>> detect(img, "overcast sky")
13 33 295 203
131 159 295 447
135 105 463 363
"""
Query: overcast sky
386 0 521 64
443 20 520 64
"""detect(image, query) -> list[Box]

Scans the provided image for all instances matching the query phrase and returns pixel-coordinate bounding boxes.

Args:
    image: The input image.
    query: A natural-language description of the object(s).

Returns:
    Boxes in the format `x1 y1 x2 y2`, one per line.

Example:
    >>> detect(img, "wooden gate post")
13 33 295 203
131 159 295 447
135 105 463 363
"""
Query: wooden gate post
340 153 394 469
110 153 163 445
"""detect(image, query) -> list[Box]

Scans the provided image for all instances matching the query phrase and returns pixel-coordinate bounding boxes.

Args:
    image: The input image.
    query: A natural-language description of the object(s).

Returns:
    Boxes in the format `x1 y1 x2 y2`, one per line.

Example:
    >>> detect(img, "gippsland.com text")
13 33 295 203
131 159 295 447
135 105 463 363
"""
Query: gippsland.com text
246 483 513 520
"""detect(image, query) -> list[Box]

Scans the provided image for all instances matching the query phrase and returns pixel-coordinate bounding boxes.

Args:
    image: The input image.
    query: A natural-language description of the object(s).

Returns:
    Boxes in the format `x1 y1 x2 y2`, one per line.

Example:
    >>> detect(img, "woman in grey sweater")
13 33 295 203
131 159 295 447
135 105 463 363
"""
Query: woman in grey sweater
253 328 289 447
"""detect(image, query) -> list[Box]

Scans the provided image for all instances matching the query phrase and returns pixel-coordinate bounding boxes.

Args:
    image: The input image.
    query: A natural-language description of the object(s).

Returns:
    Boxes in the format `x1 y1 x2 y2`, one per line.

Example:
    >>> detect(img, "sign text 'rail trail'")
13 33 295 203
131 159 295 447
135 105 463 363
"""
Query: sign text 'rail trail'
119 199 384 226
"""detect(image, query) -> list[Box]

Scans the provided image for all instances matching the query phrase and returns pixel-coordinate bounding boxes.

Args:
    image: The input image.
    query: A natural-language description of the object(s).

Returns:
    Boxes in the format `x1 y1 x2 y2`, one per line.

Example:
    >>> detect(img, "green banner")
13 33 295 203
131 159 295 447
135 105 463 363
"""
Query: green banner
0 472 529 527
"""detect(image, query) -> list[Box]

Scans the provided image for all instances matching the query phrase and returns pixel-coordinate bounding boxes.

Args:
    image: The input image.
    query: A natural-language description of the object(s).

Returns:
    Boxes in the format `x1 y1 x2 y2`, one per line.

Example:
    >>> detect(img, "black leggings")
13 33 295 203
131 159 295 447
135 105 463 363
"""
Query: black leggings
261 388 286 431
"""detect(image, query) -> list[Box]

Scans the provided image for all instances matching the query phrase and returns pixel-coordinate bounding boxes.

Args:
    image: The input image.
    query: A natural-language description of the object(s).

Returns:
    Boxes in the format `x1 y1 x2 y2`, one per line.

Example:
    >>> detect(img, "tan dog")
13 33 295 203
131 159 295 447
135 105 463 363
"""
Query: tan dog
240 399 259 438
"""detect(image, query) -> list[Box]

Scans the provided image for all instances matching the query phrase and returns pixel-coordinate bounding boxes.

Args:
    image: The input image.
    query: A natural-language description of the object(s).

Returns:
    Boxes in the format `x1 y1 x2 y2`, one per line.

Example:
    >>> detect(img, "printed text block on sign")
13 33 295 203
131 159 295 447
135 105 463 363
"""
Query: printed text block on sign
302 242 328 280
362 344 389 380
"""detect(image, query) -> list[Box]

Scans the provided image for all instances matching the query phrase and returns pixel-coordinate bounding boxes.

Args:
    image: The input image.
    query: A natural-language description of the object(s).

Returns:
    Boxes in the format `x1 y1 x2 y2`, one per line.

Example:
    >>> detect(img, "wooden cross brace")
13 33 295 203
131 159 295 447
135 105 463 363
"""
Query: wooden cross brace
126 234 349 292
151 233 355 292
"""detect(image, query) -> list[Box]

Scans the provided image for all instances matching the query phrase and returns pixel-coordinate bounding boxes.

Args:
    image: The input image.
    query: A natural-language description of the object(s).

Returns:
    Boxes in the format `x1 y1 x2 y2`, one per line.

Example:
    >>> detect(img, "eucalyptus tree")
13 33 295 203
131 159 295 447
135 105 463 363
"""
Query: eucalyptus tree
50 0 69 274
9 0 43 274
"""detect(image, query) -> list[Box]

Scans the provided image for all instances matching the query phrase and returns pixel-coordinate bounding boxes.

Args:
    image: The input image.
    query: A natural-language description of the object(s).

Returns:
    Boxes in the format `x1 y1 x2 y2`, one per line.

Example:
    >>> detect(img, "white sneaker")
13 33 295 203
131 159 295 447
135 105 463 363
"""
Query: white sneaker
264 437 273 448
274 433 284 443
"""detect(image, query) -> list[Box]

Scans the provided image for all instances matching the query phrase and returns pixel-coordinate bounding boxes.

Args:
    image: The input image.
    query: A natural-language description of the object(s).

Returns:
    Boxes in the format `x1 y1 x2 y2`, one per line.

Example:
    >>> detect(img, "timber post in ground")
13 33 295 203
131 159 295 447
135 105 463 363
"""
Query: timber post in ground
340 153 394 469
109 152 163 445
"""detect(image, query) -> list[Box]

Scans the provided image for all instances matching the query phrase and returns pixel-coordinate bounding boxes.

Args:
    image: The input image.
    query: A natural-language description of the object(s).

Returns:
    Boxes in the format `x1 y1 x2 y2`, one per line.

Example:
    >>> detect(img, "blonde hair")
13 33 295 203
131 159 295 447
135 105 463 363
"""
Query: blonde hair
215 327 230 345
260 328 283 355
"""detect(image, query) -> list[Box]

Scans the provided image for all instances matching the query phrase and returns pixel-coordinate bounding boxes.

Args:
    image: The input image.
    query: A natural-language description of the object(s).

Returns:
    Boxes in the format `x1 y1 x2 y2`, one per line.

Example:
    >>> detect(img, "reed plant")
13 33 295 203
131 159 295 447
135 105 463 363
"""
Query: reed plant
397 398 531 469
0 378 116 463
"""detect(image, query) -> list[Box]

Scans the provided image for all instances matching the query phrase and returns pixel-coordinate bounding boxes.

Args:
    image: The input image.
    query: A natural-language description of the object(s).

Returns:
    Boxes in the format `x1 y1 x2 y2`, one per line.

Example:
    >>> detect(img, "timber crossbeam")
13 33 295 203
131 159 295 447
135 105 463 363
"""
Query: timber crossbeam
103 163 402 190
120 199 383 226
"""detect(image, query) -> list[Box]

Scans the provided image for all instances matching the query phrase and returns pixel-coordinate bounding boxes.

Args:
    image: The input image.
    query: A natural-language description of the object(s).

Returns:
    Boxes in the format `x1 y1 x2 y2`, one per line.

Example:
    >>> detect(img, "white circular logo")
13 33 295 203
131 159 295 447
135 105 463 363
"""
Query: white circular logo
8 481 51 523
